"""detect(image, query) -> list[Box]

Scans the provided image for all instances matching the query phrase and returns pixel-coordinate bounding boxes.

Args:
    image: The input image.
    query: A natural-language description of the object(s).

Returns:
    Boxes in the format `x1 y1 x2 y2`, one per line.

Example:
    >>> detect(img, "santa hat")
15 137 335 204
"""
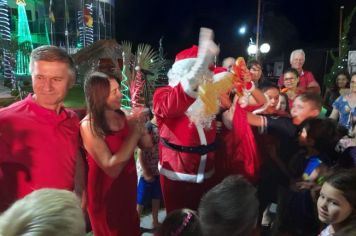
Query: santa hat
213 66 231 82
168 45 198 87
175 45 198 61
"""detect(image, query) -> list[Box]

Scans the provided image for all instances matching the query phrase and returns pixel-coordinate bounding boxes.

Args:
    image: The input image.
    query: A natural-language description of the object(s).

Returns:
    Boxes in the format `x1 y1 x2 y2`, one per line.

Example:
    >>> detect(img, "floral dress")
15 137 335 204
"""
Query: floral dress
332 94 356 131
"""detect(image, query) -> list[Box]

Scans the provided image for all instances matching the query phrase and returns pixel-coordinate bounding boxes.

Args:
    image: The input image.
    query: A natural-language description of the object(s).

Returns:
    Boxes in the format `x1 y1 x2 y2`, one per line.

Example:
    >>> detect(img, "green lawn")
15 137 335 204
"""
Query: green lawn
0 97 17 107
64 85 86 108
0 84 86 108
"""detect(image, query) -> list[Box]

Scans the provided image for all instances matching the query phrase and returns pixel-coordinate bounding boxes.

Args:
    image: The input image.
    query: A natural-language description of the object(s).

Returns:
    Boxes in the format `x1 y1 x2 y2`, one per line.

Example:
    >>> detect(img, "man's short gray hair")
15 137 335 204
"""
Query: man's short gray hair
30 45 76 82
0 188 86 236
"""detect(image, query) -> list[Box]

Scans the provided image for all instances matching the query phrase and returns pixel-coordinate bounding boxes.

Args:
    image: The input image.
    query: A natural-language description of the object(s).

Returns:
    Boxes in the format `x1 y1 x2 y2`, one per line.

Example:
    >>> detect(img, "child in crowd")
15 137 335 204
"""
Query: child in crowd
253 82 289 116
136 112 162 229
246 92 322 165
317 169 356 236
271 118 347 236
155 208 202 236
294 118 347 181
198 175 259 236
240 92 322 230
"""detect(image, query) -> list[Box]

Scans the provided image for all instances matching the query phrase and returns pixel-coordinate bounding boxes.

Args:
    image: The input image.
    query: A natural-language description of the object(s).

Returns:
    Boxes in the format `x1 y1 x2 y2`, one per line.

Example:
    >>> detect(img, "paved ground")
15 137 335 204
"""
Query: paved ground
0 83 12 99
140 209 166 235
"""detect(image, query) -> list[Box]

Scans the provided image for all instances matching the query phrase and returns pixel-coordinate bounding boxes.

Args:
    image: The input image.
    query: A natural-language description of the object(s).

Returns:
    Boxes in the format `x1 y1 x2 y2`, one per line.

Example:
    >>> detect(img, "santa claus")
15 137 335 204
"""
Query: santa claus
153 28 219 213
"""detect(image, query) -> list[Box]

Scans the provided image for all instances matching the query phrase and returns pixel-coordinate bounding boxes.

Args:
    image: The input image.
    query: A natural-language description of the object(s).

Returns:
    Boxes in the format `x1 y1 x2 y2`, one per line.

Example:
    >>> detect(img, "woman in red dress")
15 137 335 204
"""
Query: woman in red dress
80 71 152 236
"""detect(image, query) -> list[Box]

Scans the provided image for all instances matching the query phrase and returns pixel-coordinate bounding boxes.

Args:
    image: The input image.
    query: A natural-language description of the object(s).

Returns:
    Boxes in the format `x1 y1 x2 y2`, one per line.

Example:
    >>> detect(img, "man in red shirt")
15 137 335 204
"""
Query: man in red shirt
278 49 320 94
0 45 84 212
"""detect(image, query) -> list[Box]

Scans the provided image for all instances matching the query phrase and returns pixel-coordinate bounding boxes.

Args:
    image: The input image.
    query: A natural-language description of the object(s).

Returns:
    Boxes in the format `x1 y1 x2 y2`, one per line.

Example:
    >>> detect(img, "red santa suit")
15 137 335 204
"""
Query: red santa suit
153 38 219 213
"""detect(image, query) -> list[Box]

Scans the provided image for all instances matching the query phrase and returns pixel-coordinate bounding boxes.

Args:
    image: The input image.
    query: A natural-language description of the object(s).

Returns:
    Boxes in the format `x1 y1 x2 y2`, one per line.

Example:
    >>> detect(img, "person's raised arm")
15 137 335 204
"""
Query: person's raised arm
80 117 145 178
127 110 153 150
329 107 340 120
223 95 265 129
247 112 265 127
248 86 267 106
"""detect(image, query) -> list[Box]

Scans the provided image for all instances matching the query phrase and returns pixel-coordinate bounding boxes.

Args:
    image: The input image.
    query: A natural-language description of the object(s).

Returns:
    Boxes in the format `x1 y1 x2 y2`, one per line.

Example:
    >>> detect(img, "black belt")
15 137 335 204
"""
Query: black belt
160 138 216 155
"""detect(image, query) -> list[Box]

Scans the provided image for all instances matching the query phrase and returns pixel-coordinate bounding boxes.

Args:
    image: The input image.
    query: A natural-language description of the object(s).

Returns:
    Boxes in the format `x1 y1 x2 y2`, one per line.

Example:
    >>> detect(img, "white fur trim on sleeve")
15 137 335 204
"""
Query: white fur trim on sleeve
180 79 198 98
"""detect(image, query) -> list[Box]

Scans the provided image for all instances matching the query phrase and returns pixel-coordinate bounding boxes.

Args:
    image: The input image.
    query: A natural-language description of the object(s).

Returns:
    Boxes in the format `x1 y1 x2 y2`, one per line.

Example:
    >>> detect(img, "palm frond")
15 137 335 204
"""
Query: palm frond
135 43 168 103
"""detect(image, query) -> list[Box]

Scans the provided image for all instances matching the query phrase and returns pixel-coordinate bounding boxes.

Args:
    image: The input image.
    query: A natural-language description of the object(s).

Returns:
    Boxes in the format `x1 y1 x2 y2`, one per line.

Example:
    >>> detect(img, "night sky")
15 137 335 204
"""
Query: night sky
116 0 356 61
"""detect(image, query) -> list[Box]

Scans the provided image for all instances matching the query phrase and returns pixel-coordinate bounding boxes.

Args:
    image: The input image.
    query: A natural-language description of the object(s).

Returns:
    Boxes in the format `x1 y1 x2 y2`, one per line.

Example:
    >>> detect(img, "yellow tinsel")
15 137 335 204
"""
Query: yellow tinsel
199 73 234 115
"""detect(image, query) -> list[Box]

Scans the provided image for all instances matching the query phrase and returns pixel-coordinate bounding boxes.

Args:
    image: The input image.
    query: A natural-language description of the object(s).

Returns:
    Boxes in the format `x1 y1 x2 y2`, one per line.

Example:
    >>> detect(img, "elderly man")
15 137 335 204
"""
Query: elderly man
278 49 320 94
0 45 84 212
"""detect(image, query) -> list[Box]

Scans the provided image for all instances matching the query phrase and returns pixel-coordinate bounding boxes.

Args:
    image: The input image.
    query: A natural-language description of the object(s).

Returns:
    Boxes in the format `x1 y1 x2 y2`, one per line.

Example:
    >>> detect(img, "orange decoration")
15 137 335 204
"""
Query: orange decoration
199 57 254 116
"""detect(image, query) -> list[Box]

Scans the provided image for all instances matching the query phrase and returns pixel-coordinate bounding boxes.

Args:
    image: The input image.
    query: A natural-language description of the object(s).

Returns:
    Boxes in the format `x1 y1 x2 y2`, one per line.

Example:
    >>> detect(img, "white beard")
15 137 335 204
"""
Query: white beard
186 97 215 129
167 58 215 128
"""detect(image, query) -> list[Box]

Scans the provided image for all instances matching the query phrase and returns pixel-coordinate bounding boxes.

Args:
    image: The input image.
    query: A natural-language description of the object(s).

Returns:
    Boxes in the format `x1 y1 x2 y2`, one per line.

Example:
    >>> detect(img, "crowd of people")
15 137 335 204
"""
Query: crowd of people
0 27 356 236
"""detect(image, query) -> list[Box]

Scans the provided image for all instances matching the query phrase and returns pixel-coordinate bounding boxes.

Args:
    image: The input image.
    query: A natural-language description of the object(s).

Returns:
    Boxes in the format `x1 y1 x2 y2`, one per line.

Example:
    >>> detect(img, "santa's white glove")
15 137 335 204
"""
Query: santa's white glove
181 27 219 97
252 94 271 114
238 82 256 108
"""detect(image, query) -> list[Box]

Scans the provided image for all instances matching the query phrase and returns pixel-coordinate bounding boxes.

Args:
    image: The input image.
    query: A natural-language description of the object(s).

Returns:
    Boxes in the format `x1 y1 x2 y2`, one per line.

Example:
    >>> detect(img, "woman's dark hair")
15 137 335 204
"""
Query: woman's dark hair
301 118 347 154
333 70 351 90
84 71 118 136
325 169 356 210
279 92 290 113
247 60 262 70
259 81 280 93
297 118 347 167
283 68 299 78
156 209 202 236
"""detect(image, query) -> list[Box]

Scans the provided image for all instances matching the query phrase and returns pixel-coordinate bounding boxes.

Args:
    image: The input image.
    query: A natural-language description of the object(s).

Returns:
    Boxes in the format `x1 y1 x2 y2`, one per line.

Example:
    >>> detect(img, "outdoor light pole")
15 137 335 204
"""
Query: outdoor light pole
339 5 344 57
255 0 261 60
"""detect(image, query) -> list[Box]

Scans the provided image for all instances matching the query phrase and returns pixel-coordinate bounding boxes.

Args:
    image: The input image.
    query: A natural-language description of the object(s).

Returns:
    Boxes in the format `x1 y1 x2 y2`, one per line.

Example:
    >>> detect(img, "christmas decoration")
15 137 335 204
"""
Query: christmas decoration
324 6 356 88
199 57 255 115
120 41 133 110
122 42 165 110
16 0 33 76
0 0 15 87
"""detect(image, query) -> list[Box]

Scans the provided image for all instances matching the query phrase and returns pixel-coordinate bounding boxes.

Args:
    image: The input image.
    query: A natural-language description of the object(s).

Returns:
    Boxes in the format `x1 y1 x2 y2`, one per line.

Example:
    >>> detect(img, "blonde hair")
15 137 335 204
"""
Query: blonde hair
0 189 85 236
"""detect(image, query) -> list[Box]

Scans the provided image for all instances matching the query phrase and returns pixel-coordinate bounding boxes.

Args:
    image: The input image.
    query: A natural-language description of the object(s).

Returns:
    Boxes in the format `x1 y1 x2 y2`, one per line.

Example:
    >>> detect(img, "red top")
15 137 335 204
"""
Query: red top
278 70 320 92
0 94 79 212
86 119 140 236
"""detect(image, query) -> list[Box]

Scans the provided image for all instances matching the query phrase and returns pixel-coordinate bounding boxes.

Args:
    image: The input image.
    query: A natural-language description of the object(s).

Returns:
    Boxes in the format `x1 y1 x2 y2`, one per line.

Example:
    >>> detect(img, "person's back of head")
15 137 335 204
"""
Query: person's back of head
301 118 348 155
156 208 202 236
222 57 235 71
198 175 258 236
0 188 85 236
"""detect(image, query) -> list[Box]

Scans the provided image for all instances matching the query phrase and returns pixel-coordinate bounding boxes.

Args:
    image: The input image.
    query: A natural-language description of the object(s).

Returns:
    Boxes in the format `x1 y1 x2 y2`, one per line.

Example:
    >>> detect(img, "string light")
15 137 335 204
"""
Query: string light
120 52 132 110
16 0 33 75
0 0 15 87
